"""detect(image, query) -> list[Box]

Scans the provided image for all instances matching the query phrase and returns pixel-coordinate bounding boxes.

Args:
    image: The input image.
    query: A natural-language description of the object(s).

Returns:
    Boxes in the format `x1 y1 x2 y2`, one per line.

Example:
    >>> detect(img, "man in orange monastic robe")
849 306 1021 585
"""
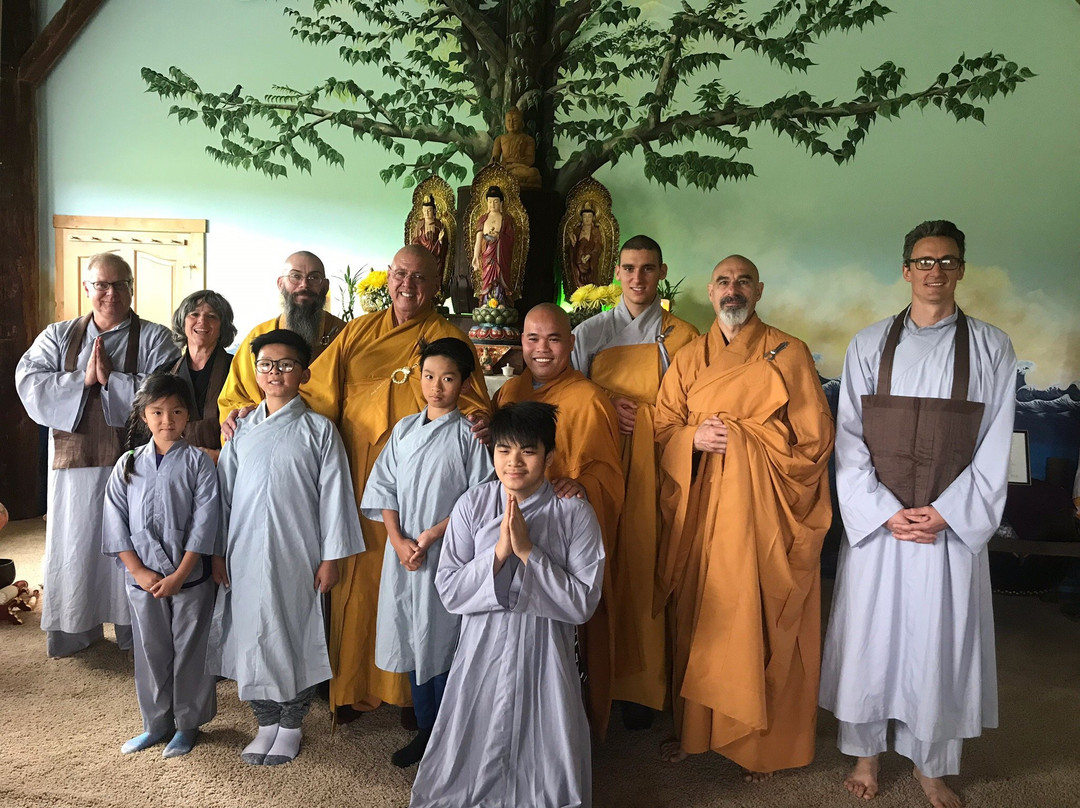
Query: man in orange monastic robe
654 255 834 777
494 303 624 736
570 235 698 730
302 246 491 716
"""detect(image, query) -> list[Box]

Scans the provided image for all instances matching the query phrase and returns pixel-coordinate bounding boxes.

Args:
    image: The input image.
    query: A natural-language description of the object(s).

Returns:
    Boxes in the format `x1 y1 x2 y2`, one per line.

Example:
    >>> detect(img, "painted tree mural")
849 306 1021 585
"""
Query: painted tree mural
142 0 1032 194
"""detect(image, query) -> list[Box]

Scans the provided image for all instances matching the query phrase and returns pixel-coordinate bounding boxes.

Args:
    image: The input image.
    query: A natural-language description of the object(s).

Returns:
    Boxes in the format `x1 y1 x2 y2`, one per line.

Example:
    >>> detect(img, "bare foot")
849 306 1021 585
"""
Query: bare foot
844 756 880 800
914 768 962 808
660 738 688 763
742 769 773 783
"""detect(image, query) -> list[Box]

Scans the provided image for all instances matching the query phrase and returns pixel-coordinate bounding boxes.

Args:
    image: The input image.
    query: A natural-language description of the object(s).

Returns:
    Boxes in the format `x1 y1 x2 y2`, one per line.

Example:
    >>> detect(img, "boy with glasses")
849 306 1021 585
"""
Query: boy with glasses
207 329 365 766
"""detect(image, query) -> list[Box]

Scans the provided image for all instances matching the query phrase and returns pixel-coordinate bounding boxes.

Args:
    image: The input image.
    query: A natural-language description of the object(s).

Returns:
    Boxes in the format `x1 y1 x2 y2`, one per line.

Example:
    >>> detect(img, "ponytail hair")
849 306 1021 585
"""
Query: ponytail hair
122 373 195 484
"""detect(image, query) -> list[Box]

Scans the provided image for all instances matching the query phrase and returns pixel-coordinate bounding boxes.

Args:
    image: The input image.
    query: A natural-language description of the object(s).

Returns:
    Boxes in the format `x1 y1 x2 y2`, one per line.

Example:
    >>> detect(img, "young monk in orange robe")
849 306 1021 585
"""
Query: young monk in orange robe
494 303 624 736
570 236 698 722
302 247 491 716
654 256 834 777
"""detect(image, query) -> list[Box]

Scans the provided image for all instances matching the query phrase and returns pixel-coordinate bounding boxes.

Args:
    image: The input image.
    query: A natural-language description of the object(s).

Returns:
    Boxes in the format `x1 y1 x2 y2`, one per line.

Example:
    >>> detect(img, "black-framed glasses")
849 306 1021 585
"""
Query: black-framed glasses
905 256 964 271
87 279 133 292
281 271 325 285
255 358 302 374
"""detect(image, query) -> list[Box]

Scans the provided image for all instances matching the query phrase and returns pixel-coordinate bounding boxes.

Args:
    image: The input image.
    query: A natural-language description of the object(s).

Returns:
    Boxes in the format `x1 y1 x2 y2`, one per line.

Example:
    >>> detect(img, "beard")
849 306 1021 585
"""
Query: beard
717 295 750 329
282 288 327 348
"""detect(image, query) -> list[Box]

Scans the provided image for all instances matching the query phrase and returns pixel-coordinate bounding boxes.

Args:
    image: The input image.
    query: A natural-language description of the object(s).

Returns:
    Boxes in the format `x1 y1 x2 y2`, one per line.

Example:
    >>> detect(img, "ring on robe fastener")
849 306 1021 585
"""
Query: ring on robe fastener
391 366 413 384
656 325 675 344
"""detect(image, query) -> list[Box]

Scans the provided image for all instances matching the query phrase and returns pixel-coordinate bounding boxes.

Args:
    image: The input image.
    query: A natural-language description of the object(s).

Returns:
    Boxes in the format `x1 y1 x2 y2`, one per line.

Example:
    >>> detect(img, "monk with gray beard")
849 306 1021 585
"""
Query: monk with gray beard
217 251 346 422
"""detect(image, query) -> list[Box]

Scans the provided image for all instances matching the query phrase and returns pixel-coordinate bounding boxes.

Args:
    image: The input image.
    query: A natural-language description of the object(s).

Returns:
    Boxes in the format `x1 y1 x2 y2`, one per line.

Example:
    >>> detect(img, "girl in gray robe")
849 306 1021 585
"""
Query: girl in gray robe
102 373 220 758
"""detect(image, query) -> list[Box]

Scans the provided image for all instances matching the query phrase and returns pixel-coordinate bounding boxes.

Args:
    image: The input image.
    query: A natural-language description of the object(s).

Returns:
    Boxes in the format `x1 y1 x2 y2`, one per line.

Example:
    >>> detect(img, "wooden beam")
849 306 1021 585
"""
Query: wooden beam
17 0 105 86
1 0 43 519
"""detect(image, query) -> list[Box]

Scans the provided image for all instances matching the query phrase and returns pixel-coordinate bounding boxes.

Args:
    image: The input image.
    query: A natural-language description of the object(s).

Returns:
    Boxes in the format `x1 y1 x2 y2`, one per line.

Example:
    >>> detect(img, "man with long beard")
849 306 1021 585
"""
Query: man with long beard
218 251 345 418
654 255 834 779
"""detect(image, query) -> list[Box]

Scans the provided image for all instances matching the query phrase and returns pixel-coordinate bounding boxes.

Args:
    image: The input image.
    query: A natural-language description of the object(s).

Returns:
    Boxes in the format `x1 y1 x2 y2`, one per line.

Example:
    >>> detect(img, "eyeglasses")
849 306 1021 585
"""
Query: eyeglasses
905 256 964 271
255 358 303 374
389 268 435 284
282 271 326 285
87 279 133 292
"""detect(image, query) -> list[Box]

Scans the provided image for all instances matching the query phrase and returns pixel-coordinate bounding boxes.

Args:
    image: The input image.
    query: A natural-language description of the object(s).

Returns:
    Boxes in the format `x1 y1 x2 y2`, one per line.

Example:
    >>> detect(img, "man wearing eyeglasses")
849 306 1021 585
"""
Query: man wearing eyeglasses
820 220 1016 808
302 244 492 722
16 253 179 657
217 251 346 421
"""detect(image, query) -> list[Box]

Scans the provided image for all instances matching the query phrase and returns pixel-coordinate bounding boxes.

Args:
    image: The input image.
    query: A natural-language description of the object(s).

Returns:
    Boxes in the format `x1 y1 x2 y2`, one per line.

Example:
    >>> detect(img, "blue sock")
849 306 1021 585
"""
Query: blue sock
121 730 168 754
163 729 199 758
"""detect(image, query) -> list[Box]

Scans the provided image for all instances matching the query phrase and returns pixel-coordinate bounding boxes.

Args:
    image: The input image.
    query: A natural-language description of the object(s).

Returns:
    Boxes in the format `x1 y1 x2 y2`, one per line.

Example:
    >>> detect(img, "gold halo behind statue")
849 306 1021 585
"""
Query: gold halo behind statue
405 176 457 290
558 177 619 299
466 163 529 305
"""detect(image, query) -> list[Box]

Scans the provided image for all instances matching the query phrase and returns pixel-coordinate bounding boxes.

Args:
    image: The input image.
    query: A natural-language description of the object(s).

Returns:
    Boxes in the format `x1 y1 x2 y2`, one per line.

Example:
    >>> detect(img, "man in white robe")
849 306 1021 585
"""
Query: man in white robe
16 253 179 657
820 220 1016 808
411 402 604 808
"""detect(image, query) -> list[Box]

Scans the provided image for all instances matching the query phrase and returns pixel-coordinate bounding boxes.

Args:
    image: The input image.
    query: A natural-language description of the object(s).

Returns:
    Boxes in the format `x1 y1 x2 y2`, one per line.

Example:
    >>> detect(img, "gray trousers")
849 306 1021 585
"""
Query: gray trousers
838 719 963 778
47 624 133 657
129 579 217 735
250 686 317 730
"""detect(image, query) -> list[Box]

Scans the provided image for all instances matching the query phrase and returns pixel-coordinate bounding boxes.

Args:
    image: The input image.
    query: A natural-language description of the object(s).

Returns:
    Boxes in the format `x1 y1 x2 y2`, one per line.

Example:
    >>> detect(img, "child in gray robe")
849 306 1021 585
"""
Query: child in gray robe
102 372 220 758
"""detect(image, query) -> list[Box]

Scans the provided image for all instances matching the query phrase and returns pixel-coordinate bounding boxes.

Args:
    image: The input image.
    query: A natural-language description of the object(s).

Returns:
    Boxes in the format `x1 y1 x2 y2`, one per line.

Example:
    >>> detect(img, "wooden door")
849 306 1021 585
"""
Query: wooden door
54 216 207 327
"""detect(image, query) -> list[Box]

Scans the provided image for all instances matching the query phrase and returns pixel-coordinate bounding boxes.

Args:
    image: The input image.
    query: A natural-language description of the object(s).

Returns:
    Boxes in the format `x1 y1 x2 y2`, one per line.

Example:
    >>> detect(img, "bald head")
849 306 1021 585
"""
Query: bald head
394 244 440 277
388 244 440 324
707 254 763 336
522 303 574 383
285 250 325 276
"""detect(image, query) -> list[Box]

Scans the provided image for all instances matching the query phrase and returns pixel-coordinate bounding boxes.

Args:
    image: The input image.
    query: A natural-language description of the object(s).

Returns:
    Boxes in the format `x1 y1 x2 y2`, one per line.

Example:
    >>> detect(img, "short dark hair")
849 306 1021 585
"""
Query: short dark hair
420 337 475 378
903 220 966 262
251 328 312 368
490 402 557 455
620 235 663 265
170 290 238 349
123 373 196 483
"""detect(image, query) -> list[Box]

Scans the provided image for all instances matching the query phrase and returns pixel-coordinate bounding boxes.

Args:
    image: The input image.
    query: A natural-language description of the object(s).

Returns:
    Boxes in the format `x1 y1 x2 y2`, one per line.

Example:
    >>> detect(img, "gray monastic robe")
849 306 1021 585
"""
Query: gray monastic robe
206 396 366 702
102 440 220 733
570 297 669 377
15 315 179 642
411 480 604 808
360 408 493 684
820 311 1016 743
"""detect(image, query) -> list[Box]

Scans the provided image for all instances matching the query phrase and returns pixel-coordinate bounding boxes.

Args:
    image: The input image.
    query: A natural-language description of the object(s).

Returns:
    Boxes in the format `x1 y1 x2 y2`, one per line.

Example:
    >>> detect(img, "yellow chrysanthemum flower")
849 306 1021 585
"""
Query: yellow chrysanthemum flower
487 298 499 308
356 270 388 292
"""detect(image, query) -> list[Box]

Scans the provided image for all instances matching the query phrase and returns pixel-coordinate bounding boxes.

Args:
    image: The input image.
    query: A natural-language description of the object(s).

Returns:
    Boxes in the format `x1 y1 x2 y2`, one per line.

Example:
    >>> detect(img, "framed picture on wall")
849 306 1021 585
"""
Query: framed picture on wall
1008 430 1031 485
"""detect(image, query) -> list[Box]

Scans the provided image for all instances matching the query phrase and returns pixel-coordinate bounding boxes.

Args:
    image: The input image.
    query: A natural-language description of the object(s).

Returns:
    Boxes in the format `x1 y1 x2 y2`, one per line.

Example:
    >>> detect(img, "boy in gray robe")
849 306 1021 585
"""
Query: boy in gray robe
206 329 365 766
361 338 493 767
411 402 605 808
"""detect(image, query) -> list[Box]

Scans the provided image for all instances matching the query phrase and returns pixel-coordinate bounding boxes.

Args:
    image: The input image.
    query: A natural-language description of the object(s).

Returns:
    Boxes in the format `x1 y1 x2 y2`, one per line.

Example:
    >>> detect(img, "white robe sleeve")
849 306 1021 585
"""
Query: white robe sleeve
511 504 605 624
316 422 366 561
835 333 905 546
436 497 505 615
359 423 401 521
101 457 135 557
15 323 88 432
101 325 180 427
932 335 1016 553
185 450 221 556
216 437 238 557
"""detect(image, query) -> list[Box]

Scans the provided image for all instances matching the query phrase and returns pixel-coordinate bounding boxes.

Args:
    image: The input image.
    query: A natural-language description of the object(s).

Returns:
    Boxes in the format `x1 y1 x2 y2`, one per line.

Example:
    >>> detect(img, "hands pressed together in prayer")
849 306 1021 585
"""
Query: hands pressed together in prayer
887 506 949 543
494 492 532 573
693 416 728 454
83 337 114 387
611 395 639 436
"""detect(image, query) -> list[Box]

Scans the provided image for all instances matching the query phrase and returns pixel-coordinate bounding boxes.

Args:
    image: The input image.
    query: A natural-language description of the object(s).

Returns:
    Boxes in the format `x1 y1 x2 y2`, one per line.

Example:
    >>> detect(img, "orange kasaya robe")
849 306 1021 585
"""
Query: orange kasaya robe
494 365 624 736
218 311 346 422
654 314 835 773
303 307 491 712
588 310 698 711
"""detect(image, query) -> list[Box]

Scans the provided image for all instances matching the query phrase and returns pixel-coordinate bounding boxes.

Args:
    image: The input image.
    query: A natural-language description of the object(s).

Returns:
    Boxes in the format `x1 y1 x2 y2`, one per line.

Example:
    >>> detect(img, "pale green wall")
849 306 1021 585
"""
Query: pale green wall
39 0 1080 385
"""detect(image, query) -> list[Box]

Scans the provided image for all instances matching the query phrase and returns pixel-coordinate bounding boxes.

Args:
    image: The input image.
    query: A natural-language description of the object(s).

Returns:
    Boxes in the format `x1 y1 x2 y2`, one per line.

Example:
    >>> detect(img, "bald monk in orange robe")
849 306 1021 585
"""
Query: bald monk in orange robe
494 303 624 736
571 236 698 723
654 255 834 777
302 246 492 715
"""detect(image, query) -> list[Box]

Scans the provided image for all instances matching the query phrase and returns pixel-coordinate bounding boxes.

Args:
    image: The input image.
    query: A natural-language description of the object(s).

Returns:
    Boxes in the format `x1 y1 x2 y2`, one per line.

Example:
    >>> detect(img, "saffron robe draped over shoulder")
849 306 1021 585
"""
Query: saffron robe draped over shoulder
303 307 491 710
654 315 835 772
572 299 698 710
820 312 1015 745
217 311 346 422
493 366 623 734
410 480 604 808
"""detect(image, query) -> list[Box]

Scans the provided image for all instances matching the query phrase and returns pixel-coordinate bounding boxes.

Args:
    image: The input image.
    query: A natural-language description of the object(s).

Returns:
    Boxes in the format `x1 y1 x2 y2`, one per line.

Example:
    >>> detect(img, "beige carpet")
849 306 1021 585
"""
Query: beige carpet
2 517 1078 808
